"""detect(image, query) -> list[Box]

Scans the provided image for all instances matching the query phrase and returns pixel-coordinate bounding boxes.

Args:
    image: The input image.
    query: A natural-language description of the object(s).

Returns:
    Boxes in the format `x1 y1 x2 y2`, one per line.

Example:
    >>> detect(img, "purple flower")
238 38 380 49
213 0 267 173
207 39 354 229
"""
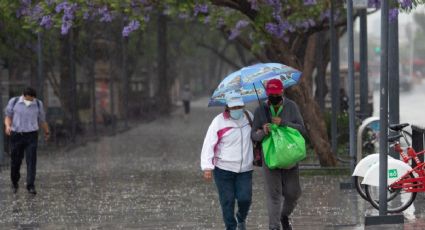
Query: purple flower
265 20 293 42
320 9 331 21
248 0 259 11
228 20 250 40
400 0 413 9
83 11 90 20
61 20 72 35
368 0 381 8
98 6 112 22
122 20 140 37
40 15 53 29
265 0 282 22
389 8 399 22
30 4 44 20
265 23 278 36
194 3 208 16
55 2 68 13
304 0 317 5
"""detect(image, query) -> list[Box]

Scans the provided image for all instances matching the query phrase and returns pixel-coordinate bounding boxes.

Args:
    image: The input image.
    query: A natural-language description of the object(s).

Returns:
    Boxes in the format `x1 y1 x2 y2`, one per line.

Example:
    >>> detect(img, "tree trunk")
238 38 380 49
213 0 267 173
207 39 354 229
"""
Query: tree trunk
59 34 72 119
156 13 170 113
314 31 329 111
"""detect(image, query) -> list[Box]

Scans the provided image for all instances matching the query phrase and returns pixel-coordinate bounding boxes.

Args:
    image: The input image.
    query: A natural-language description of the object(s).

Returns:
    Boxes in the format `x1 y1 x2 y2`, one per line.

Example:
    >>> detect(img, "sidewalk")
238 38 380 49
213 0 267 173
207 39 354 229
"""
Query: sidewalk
0 97 424 229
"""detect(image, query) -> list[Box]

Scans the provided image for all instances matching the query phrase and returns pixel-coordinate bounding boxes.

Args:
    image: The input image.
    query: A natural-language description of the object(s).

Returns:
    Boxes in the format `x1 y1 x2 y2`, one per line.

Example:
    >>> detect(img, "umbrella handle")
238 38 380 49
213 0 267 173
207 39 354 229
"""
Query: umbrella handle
253 83 271 124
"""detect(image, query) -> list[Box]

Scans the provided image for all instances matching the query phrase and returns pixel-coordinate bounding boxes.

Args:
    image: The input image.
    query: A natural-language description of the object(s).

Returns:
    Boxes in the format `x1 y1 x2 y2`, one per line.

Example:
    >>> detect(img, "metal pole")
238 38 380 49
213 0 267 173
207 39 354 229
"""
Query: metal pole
109 47 116 134
0 82 4 165
379 0 389 215
330 0 340 156
88 33 97 136
388 14 400 159
347 0 356 185
359 9 368 119
70 30 77 143
37 32 44 101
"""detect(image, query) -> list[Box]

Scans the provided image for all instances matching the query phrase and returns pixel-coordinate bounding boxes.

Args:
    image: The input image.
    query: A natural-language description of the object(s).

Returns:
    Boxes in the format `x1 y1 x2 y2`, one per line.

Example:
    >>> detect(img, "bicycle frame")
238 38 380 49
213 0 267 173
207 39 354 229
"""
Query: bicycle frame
389 146 425 193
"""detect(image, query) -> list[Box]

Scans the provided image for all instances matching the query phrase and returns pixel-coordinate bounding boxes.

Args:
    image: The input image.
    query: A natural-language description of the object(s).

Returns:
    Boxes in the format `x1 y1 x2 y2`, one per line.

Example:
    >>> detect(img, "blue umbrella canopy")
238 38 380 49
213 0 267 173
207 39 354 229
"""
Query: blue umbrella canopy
208 63 302 107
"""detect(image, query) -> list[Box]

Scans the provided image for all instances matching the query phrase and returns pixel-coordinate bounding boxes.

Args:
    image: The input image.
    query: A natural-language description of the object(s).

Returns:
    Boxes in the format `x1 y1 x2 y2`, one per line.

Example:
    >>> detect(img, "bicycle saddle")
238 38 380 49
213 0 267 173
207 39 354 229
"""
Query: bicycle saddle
389 123 410 131
388 134 403 142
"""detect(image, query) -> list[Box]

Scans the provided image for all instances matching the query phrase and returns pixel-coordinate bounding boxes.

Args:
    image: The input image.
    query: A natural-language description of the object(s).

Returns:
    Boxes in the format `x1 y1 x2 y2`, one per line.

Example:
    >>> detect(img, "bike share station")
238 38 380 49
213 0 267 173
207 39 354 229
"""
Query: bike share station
352 116 425 225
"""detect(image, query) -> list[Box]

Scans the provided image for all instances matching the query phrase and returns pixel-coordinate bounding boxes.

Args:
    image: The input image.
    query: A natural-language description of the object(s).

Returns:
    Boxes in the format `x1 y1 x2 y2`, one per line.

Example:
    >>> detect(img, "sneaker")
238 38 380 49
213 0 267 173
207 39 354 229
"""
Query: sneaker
281 216 293 230
237 222 246 230
27 187 37 195
12 184 18 194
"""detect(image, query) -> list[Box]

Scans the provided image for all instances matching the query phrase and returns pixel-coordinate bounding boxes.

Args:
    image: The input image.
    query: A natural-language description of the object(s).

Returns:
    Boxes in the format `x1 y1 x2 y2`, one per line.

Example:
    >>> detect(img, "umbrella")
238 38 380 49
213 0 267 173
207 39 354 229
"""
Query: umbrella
208 63 302 107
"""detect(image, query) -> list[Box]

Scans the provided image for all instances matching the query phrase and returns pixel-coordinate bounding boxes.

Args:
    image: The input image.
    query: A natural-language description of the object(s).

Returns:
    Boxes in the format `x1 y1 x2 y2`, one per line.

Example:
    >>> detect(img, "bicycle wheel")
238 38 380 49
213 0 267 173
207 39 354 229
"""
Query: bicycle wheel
356 175 399 202
354 176 368 201
365 173 417 213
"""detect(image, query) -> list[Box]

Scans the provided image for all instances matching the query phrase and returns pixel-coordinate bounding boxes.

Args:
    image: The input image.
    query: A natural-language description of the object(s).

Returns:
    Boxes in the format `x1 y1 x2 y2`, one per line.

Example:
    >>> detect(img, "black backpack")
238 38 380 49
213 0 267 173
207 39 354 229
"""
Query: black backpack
11 96 41 111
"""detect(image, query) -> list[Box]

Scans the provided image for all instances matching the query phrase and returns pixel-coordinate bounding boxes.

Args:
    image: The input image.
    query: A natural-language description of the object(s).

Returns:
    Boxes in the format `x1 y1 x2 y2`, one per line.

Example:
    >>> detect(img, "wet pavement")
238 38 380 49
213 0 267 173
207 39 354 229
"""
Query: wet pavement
1 81 425 229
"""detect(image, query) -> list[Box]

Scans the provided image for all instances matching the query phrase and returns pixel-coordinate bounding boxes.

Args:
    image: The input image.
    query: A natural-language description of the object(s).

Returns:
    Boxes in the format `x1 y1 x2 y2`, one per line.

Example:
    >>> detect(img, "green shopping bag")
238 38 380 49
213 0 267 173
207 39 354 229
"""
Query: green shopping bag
262 106 306 169
262 124 306 169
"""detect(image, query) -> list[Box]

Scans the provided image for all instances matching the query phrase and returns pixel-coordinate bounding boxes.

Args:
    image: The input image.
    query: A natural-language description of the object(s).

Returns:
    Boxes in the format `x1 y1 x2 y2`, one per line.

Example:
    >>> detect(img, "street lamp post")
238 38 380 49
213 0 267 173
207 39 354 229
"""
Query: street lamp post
388 12 400 159
365 0 404 225
378 0 390 216
346 0 357 188
0 82 4 166
330 0 340 158
359 9 369 119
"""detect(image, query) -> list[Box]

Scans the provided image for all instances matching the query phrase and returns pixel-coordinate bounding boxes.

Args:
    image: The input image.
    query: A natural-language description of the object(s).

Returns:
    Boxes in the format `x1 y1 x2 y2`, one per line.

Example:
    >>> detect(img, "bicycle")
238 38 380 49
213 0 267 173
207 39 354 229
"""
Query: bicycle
363 123 425 213
353 123 412 201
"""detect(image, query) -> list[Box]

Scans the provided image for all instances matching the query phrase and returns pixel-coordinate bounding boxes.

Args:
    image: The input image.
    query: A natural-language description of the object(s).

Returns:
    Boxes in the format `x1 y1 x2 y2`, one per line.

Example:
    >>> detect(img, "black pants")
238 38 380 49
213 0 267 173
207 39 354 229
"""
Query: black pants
10 131 38 189
183 100 190 114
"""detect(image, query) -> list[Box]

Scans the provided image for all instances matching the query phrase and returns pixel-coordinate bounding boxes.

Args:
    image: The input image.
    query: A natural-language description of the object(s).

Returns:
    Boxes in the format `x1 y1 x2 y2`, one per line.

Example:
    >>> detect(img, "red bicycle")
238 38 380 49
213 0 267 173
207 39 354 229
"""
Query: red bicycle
364 123 425 213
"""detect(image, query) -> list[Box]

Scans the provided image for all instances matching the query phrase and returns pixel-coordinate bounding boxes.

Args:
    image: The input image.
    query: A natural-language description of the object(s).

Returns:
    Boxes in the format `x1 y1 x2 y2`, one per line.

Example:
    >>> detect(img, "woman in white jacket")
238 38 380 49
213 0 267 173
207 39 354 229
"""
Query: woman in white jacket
201 91 254 230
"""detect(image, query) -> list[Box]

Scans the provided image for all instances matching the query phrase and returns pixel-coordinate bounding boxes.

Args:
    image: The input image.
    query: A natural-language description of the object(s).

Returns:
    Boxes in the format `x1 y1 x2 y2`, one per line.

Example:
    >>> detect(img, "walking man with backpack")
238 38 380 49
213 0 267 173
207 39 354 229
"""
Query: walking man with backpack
4 87 50 195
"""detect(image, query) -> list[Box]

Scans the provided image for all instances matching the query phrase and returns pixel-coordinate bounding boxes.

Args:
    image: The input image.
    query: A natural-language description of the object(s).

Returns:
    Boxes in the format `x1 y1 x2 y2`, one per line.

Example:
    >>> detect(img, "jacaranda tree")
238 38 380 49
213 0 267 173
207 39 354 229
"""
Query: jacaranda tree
7 0 424 166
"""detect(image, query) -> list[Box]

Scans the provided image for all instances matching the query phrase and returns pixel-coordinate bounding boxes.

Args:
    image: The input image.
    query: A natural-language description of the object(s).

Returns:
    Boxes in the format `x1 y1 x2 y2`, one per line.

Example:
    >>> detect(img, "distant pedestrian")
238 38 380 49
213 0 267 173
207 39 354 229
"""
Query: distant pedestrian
201 91 254 230
4 87 50 195
251 79 306 230
181 84 192 120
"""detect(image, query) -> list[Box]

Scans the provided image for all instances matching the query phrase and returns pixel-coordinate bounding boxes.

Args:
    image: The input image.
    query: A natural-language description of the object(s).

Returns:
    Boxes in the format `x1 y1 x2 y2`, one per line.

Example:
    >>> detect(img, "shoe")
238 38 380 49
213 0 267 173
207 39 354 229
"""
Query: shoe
12 184 18 194
27 187 37 195
237 222 246 230
281 216 293 230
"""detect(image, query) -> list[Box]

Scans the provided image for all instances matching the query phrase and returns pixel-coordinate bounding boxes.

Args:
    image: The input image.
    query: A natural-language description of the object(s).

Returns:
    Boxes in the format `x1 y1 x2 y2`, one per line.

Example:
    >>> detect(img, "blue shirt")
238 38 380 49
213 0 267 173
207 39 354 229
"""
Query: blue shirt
4 96 46 133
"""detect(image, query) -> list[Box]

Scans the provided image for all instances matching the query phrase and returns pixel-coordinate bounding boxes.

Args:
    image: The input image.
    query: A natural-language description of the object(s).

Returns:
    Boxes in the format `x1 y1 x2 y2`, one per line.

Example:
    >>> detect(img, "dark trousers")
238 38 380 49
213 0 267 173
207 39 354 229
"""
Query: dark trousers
10 131 38 189
183 100 190 114
213 167 252 230
262 165 301 229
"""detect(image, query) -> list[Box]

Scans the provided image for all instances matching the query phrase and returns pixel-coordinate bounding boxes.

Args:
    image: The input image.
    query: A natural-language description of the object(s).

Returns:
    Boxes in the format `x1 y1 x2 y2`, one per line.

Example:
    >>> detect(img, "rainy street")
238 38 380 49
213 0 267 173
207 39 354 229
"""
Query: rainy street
0 81 424 229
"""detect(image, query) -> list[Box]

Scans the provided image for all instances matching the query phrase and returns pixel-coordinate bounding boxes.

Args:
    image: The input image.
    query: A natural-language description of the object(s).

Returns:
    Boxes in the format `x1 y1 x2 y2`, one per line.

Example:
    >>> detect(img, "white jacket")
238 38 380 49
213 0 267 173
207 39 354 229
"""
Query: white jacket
200 111 254 173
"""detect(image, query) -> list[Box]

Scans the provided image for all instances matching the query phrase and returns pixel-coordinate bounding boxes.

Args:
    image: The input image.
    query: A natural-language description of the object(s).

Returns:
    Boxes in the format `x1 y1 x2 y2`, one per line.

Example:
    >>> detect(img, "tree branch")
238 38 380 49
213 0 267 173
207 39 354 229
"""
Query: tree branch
197 42 242 69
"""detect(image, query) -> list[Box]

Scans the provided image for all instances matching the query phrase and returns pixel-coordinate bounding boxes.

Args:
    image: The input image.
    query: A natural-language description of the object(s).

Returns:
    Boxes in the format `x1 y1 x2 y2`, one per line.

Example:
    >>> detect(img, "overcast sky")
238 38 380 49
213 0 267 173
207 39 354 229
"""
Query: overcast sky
358 6 425 42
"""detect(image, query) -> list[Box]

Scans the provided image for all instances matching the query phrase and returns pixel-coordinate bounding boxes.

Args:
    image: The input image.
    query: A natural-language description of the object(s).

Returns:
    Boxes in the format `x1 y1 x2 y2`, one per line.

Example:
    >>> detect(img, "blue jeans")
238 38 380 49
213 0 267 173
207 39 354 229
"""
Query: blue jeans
213 167 253 230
